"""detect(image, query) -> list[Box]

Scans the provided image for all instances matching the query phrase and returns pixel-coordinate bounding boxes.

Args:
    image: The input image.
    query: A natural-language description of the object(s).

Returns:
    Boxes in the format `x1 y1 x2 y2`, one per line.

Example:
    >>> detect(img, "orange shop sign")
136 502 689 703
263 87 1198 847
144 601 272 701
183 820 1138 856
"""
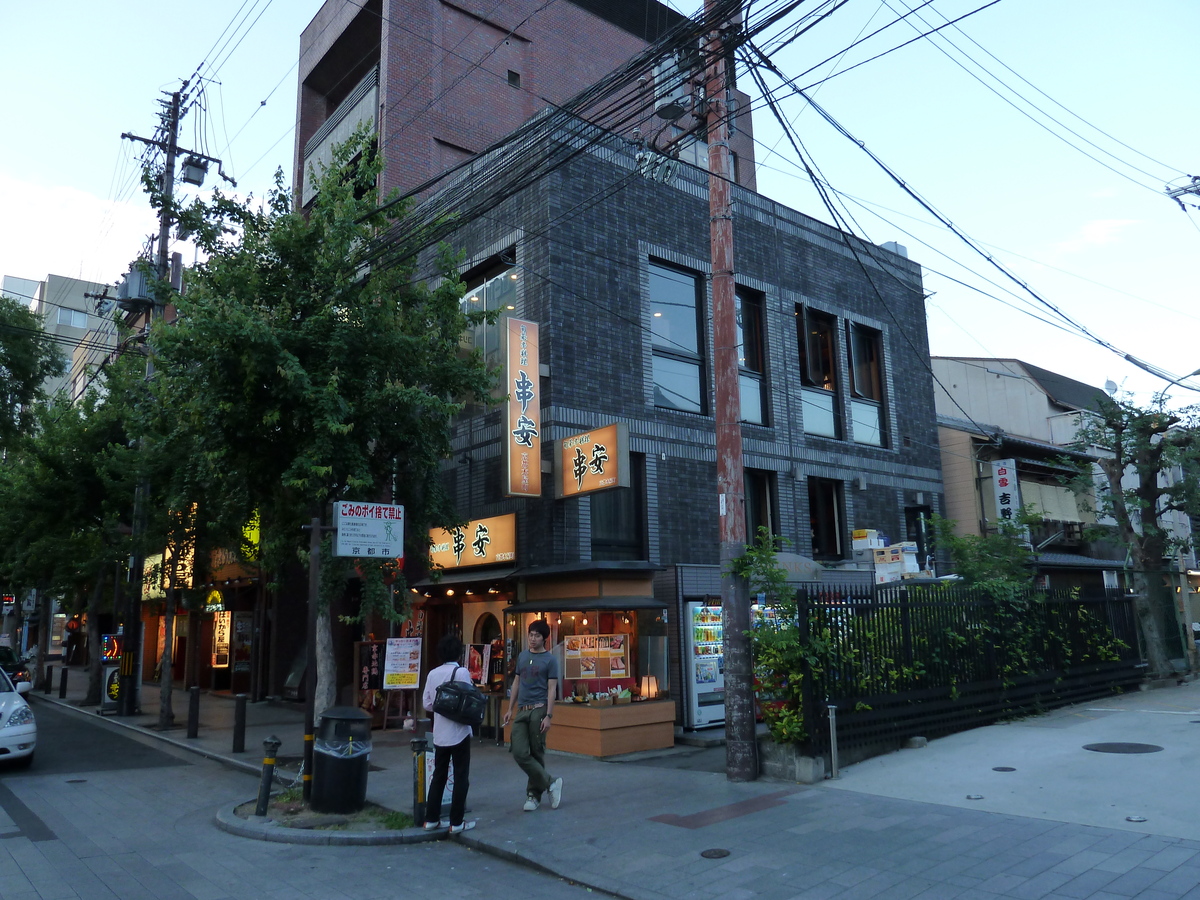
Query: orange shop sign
429 513 517 569
557 422 630 498
503 318 541 497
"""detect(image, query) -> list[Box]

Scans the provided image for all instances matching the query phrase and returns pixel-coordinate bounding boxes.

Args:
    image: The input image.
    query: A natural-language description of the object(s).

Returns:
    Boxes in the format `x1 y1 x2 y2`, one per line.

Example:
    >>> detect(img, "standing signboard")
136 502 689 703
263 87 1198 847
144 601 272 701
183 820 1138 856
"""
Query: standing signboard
503 318 541 497
334 502 404 559
384 637 422 689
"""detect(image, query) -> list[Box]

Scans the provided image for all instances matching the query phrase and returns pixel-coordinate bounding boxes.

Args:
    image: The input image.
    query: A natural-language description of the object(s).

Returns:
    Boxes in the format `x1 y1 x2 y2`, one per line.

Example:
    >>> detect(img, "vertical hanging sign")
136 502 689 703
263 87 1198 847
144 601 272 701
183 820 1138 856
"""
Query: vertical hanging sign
504 318 541 497
991 458 1021 524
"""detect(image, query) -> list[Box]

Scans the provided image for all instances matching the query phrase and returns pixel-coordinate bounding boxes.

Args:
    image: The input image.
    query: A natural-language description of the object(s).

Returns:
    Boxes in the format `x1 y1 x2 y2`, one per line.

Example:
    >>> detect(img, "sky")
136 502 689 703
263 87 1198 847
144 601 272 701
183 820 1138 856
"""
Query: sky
1 0 1197 409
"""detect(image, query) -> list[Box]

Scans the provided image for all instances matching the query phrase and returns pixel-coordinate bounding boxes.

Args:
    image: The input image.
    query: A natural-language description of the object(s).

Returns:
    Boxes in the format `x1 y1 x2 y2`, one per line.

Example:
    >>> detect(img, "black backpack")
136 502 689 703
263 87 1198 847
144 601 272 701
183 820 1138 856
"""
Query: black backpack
431 664 487 727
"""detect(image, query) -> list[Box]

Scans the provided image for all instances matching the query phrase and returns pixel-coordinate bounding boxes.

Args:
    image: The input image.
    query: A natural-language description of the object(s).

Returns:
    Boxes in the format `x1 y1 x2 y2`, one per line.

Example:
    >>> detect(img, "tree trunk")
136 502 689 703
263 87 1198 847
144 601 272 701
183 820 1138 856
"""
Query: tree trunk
84 569 107 706
159 587 176 728
315 606 337 717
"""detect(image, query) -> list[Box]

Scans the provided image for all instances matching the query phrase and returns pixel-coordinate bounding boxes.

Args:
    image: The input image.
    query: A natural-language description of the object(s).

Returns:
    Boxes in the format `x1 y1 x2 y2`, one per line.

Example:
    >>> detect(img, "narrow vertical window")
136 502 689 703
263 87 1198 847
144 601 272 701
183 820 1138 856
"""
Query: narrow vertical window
736 289 766 425
591 455 646 560
797 307 839 438
809 477 843 559
744 468 776 540
848 323 885 446
650 262 705 414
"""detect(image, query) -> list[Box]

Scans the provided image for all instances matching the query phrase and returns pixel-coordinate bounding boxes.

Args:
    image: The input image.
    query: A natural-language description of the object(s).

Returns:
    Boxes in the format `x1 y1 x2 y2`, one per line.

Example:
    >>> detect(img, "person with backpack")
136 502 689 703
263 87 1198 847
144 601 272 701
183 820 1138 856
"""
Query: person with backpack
421 633 475 833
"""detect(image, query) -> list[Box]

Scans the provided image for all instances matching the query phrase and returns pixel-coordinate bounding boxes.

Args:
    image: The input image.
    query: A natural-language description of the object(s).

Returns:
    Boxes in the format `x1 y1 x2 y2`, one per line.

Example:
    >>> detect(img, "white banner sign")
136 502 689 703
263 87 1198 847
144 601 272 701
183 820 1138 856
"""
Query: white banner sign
991 459 1021 525
384 637 421 690
334 502 405 559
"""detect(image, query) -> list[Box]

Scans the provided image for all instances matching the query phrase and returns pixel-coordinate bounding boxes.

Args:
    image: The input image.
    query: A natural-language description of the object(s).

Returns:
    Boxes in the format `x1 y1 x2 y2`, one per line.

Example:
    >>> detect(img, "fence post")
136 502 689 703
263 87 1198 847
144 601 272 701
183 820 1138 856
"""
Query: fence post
827 703 839 779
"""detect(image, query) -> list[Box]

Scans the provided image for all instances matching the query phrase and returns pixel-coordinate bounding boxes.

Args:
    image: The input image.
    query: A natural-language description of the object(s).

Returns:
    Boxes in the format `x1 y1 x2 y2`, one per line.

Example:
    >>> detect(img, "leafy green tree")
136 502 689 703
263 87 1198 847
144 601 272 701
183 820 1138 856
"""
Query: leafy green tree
148 127 495 713
930 507 1042 593
0 292 64 450
1068 395 1200 677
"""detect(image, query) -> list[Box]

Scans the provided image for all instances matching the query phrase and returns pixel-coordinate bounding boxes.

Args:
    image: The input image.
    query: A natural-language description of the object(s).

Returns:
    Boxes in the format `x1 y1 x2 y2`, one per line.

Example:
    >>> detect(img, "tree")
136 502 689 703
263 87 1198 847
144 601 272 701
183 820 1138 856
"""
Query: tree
0 292 64 450
930 507 1042 593
1068 395 1200 677
148 127 495 714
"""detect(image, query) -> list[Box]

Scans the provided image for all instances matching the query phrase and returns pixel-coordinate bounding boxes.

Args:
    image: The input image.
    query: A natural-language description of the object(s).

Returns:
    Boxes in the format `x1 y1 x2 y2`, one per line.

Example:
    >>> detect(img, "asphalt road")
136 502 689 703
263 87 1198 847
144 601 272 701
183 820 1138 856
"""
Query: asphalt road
0 703 606 900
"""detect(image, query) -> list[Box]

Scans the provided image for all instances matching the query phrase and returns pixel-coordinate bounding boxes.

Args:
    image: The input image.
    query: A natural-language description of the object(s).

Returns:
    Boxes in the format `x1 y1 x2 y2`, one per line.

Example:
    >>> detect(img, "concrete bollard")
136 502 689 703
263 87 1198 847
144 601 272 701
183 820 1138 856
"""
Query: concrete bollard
187 686 201 738
233 694 247 753
44 665 53 695
255 735 283 818
58 666 68 699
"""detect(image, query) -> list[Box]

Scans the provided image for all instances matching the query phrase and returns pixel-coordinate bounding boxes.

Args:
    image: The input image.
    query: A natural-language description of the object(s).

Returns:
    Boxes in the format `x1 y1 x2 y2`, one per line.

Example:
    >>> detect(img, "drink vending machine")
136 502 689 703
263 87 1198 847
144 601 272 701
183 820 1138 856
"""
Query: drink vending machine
684 601 725 728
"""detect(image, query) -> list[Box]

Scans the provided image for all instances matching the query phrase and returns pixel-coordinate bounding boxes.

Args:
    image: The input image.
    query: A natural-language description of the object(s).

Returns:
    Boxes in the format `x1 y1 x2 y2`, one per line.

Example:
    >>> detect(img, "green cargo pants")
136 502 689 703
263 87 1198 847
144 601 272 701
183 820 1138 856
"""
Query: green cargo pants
510 706 552 798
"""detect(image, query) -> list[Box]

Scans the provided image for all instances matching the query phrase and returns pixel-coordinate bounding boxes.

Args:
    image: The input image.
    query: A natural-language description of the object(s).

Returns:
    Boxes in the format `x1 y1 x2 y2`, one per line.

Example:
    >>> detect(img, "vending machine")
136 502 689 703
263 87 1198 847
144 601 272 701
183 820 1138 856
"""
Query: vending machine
684 601 725 728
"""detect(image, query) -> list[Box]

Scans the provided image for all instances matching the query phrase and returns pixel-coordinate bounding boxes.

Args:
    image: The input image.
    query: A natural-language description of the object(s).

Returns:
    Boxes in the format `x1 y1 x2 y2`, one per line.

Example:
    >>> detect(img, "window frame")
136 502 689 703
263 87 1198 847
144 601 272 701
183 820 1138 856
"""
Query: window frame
796 306 840 438
744 468 777 540
809 476 844 560
590 454 647 561
649 261 707 415
847 322 886 447
735 287 767 425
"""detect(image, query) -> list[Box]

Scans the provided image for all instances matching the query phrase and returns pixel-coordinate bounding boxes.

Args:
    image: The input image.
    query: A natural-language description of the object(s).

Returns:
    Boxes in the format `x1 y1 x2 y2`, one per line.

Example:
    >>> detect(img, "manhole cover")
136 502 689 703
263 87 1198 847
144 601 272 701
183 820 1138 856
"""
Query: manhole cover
1083 743 1163 754
1126 816 1147 823
700 849 730 859
992 767 1016 772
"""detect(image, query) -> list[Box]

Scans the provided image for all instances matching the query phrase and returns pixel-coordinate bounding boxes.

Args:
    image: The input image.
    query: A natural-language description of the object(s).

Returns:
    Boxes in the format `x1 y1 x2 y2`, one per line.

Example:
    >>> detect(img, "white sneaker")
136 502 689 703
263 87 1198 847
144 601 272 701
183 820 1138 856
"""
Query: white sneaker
548 777 563 809
449 820 476 834
523 796 539 812
423 818 449 831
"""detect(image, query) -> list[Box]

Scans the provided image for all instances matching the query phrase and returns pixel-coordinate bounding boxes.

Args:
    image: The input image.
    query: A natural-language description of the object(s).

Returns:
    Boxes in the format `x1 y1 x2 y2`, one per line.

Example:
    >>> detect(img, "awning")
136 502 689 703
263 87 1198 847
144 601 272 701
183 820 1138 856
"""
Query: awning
505 597 666 614
413 567 518 587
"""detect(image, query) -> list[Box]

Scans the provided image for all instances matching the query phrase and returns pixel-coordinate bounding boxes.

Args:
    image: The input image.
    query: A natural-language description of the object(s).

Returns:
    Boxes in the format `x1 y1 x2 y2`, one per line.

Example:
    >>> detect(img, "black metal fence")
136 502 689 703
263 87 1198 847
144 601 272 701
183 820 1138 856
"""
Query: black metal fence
787 583 1143 766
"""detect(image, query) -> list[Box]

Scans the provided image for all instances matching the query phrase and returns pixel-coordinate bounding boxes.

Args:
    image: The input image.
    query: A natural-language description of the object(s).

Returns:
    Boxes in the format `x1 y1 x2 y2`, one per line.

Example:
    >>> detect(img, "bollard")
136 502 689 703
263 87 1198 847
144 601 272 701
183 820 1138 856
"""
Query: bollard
233 693 247 753
58 666 68 699
187 686 201 739
828 703 840 780
411 737 428 825
255 735 283 818
44 665 53 695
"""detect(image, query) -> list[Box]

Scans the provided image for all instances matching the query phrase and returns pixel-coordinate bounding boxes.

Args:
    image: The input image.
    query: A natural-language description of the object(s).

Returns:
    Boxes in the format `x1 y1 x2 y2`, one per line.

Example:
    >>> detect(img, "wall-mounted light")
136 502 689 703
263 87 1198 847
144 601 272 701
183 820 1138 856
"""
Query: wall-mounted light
465 589 474 595
410 587 419 594
445 588 455 597
469 294 480 302
509 272 519 280
582 617 589 626
424 592 432 598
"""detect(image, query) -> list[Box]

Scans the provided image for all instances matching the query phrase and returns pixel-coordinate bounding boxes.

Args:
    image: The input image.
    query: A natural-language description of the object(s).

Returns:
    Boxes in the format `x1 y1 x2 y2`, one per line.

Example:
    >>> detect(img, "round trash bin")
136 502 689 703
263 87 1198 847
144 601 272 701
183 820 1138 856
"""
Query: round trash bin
310 706 372 814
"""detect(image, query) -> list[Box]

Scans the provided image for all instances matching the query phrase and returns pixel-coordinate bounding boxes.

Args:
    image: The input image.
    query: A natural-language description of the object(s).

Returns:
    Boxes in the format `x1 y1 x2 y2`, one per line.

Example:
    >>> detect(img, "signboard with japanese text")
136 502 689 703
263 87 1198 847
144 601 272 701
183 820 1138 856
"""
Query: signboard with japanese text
991 459 1021 525
503 318 542 497
359 640 384 692
384 637 422 689
557 423 630 498
212 610 231 668
334 501 405 559
429 514 517 570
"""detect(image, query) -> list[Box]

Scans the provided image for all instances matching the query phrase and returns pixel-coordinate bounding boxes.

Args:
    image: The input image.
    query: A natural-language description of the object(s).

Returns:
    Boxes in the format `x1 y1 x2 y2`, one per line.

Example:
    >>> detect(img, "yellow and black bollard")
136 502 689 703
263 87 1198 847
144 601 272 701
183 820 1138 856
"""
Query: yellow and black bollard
411 737 428 825
255 735 283 818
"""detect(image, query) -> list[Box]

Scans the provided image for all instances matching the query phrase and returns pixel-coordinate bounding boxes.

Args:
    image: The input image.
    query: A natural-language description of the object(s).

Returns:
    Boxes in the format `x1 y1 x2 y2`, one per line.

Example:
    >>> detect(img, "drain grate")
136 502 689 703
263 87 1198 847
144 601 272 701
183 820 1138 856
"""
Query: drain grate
700 849 731 859
1083 742 1163 754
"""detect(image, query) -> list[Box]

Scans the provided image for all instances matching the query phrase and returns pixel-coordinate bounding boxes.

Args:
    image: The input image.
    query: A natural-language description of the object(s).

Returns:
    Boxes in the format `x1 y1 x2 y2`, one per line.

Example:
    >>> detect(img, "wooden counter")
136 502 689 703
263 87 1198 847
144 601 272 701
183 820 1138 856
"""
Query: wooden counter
505 700 675 757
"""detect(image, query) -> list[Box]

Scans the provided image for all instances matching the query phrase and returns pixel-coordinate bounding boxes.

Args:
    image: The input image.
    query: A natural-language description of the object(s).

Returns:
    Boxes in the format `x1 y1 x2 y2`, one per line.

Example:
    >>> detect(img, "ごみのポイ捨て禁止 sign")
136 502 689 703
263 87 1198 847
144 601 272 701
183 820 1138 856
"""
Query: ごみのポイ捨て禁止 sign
334 502 405 559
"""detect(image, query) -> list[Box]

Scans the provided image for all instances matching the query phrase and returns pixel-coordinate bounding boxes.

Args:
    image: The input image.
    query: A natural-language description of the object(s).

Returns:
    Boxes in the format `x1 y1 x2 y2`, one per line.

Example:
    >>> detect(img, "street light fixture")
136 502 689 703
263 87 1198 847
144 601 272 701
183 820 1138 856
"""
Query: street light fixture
1160 366 1200 397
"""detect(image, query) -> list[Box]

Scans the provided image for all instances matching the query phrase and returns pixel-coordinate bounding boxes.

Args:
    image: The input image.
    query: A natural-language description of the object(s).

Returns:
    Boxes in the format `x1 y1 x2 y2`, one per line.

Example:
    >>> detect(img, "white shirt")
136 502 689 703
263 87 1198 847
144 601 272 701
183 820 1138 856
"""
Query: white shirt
422 663 475 747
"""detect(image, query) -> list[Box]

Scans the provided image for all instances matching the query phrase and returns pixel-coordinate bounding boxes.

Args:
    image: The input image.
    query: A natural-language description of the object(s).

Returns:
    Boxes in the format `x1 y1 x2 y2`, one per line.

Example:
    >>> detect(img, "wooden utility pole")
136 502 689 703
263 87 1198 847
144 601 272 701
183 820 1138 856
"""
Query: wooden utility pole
704 2 756 781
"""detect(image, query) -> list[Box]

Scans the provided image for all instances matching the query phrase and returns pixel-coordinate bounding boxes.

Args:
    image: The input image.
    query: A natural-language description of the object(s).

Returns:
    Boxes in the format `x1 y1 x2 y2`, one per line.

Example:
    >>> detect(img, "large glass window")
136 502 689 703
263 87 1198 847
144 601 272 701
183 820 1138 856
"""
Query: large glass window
736 289 767 425
591 455 646 561
650 262 705 414
459 261 518 373
848 323 885 446
797 307 839 438
809 477 843 559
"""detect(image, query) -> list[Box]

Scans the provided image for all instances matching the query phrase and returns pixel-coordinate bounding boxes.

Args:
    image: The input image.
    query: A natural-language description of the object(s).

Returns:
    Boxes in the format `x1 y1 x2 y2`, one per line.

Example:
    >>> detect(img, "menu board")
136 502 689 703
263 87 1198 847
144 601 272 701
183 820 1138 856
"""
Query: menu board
564 633 628 679
466 643 491 685
384 637 422 689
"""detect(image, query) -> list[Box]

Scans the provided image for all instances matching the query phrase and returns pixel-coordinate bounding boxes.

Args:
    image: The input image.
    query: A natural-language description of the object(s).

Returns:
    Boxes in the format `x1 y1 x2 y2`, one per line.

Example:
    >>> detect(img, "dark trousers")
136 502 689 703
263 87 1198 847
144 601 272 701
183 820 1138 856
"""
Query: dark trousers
426 736 471 827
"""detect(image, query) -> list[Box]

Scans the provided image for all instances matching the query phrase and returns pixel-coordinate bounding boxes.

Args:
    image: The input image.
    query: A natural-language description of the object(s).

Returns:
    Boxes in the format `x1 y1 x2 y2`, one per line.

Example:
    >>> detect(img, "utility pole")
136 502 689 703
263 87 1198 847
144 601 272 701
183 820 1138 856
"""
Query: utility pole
704 2 755 782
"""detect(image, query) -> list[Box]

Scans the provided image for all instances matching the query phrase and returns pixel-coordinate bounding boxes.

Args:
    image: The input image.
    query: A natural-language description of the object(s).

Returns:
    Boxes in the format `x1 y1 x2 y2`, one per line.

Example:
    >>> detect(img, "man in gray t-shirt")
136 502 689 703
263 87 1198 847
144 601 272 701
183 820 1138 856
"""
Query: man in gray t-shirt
502 620 563 811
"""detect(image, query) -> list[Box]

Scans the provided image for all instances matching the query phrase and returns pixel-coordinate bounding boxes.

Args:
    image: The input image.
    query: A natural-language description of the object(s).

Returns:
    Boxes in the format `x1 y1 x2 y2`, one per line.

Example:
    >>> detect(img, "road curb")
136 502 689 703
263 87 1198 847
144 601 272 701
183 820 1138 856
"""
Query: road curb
213 801 442 845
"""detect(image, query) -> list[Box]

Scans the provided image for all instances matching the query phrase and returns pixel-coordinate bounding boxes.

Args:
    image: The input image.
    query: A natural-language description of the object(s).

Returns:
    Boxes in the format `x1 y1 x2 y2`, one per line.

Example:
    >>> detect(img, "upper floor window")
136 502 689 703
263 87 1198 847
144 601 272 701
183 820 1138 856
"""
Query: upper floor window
736 289 766 425
57 308 88 329
797 306 839 438
744 468 776 539
809 476 844 559
848 323 885 446
650 262 705 414
460 261 518 373
592 455 647 561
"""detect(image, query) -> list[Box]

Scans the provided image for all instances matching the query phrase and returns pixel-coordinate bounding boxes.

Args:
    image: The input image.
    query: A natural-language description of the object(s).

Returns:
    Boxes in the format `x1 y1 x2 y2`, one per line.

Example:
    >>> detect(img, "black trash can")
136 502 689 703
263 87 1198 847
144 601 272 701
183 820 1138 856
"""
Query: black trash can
310 706 372 814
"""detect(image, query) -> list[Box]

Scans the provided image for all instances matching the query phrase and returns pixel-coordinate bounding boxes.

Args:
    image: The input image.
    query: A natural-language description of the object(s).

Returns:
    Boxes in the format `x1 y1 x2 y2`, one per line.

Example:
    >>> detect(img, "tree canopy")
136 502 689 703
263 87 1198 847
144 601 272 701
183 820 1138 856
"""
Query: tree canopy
0 292 64 450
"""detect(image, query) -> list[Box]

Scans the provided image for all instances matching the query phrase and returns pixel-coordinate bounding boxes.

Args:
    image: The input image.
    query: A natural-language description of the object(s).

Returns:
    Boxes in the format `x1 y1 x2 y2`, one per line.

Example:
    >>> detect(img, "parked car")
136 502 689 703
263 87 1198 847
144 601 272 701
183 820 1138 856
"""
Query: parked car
0 666 36 767
0 646 32 686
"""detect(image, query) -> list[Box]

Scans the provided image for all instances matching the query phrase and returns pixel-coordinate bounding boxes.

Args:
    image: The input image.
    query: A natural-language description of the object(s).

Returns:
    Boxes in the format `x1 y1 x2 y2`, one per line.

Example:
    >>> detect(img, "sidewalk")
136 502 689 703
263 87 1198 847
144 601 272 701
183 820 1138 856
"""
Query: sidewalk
32 669 1200 900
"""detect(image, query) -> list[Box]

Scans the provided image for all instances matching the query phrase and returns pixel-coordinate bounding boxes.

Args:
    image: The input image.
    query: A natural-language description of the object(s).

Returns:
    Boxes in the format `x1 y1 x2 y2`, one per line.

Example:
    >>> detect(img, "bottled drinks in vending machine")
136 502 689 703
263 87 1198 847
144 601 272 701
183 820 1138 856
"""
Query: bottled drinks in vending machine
685 601 725 728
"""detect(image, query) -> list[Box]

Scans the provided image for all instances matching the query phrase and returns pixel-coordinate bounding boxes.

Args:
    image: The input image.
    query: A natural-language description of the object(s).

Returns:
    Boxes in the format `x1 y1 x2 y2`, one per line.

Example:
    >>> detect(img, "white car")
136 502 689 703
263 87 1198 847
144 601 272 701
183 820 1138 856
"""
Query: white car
0 666 35 767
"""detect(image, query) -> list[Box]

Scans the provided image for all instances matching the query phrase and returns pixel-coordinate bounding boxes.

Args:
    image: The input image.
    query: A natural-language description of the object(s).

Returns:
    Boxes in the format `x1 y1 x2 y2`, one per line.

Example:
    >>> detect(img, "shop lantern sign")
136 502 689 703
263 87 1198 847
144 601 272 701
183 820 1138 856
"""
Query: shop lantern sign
334 501 405 559
429 513 517 570
557 422 630 498
504 318 541 497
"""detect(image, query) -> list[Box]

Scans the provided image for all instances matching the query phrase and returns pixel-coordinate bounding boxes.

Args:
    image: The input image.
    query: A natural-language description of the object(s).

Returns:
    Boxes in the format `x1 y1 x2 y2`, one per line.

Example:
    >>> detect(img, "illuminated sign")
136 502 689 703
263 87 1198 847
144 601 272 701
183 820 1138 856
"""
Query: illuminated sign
212 611 231 668
203 589 224 614
503 318 541 497
429 513 517 569
101 634 122 662
557 422 630 498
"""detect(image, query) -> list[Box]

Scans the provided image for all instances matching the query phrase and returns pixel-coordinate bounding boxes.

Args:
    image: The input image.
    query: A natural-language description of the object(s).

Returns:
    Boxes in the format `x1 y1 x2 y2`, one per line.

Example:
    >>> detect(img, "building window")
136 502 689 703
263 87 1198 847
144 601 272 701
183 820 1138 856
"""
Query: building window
797 307 839 438
905 505 933 571
650 262 705 414
744 468 776 540
848 323 885 446
809 477 843 559
736 289 766 425
591 455 646 560
460 259 518 373
57 308 88 329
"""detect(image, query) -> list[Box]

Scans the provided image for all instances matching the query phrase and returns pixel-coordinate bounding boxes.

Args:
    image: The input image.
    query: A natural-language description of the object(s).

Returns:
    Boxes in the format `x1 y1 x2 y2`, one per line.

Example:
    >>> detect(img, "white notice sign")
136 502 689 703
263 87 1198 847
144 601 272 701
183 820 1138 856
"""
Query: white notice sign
334 502 405 559
384 637 421 690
